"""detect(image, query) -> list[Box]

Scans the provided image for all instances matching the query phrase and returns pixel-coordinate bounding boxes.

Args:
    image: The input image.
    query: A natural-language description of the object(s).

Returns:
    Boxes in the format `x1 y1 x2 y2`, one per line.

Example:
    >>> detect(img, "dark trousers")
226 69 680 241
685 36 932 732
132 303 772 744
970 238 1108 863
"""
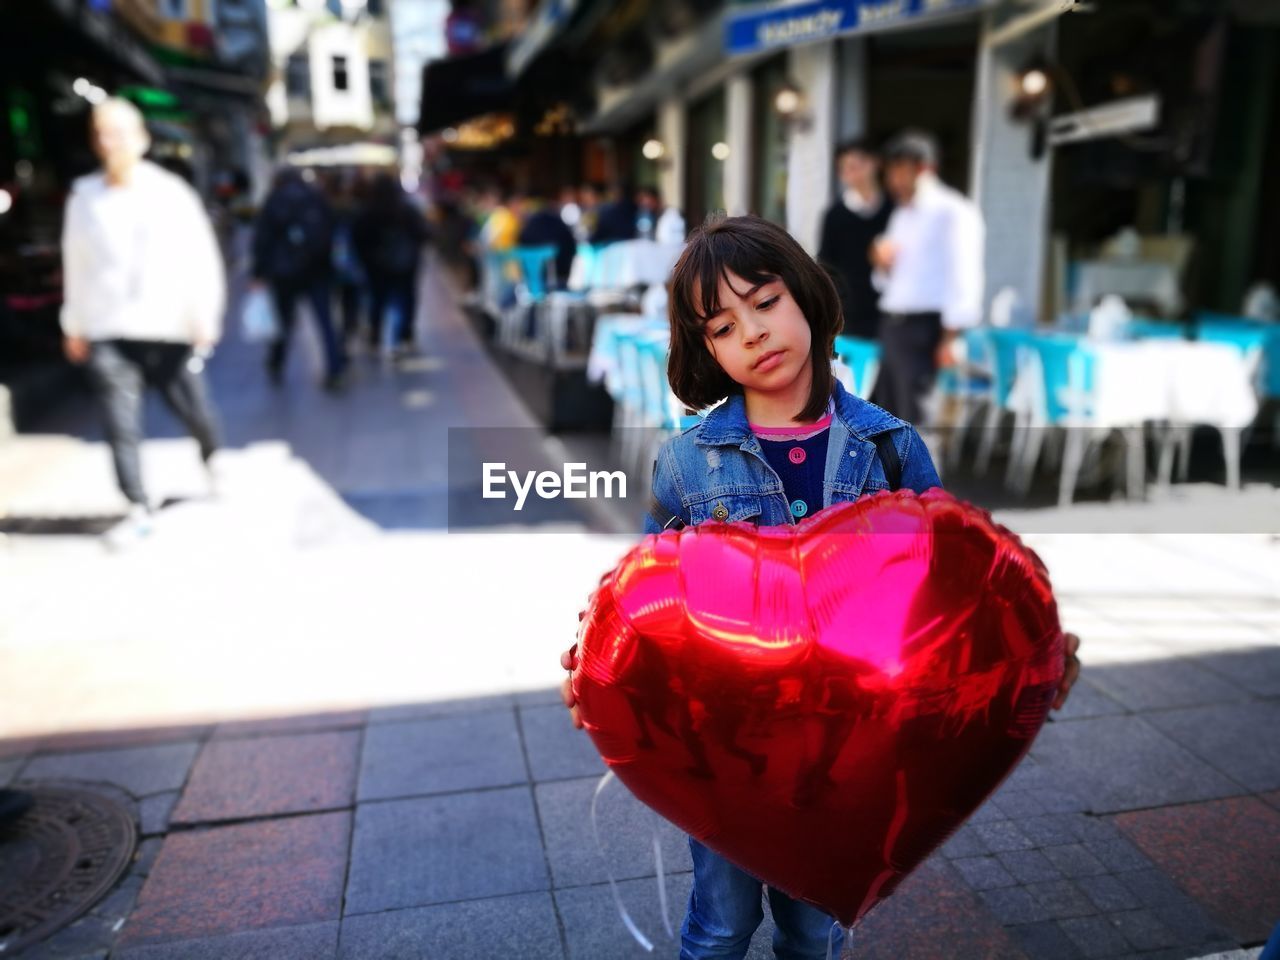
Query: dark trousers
337 280 365 341
368 271 418 348
874 311 943 425
268 278 345 379
85 339 222 506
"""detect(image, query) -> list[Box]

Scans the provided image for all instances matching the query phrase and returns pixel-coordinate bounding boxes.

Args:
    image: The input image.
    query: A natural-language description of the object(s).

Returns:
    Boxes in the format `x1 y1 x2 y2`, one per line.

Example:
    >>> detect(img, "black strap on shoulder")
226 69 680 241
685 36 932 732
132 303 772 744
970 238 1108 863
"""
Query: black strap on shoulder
648 497 686 532
873 433 902 492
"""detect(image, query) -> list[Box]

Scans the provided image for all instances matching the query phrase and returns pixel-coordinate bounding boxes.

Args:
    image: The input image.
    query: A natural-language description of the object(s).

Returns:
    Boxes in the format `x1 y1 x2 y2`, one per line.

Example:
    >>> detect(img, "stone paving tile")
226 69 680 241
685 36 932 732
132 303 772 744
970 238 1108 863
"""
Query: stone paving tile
519 704 606 782
1040 843 1110 879
515 687 565 708
1024 879 1097 921
211 710 367 740
17 742 200 798
854 859 1028 958
534 776 692 889
1016 814 1088 848
28 725 212 755
0 757 21 786
140 791 180 835
1006 921 1084 960
972 819 1036 852
1057 915 1131 958
1110 908 1180 952
1075 873 1142 913
952 856 1018 890
114 921 340 959
1195 647 1280 698
1085 660 1249 713
357 711 525 801
338 892 563 960
1114 796 1280 944
1030 715 1245 814
1146 702 1280 793
344 787 547 914
119 812 350 946
171 731 359 824
1262 790 1280 812
1050 677 1129 721
996 849 1062 884
990 789 1049 820
556 874 691 960
980 885 1051 926
939 824 988 859
367 694 516 723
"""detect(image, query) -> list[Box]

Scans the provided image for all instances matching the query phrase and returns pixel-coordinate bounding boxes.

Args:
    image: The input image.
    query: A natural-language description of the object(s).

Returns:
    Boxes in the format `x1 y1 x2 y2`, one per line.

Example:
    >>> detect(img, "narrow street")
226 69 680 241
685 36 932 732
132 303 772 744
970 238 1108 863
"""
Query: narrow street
1 262 1277 959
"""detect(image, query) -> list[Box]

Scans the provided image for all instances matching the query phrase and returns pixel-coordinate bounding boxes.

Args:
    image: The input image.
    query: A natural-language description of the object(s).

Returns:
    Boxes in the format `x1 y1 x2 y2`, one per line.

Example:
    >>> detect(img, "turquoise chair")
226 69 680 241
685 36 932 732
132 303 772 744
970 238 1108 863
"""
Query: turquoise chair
975 328 1035 475
832 335 881 399
1126 317 1188 341
506 245 558 355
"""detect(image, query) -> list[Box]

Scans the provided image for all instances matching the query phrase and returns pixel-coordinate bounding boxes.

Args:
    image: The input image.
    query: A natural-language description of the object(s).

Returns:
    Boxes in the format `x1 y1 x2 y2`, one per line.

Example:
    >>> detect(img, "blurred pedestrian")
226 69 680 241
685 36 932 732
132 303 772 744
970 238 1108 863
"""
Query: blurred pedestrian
252 167 346 389
818 138 892 340
353 173 430 355
577 182 603 242
327 171 369 349
558 185 582 237
871 130 984 425
516 189 576 288
590 182 638 244
60 97 225 546
636 186 661 240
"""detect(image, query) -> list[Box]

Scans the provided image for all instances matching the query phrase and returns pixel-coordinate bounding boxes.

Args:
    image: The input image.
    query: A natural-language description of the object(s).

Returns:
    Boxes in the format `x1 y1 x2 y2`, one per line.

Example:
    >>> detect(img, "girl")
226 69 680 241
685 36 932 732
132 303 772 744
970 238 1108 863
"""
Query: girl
560 216 1080 960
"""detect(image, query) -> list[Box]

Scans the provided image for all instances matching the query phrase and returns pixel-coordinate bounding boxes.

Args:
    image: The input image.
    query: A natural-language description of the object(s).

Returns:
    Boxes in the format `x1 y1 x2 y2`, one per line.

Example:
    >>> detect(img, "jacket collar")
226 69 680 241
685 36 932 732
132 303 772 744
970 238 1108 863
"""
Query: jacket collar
695 379 900 447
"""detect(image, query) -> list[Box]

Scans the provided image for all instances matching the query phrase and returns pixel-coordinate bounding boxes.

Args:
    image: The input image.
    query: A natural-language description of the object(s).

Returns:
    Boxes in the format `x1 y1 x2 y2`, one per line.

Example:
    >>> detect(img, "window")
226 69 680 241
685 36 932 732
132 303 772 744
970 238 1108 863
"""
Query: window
162 0 187 17
369 59 390 108
332 55 349 92
285 53 310 98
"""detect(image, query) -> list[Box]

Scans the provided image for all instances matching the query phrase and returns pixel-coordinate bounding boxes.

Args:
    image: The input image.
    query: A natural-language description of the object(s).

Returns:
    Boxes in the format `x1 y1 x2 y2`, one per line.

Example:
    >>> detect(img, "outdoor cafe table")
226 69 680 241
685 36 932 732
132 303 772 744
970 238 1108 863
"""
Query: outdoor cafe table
1010 334 1259 430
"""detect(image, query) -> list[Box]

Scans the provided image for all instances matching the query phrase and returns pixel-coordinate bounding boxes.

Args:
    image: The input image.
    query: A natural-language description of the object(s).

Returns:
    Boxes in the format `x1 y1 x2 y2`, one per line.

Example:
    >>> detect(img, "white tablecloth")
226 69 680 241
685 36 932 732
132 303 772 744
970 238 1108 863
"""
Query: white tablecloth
1073 259 1181 315
569 240 685 291
1009 339 1259 429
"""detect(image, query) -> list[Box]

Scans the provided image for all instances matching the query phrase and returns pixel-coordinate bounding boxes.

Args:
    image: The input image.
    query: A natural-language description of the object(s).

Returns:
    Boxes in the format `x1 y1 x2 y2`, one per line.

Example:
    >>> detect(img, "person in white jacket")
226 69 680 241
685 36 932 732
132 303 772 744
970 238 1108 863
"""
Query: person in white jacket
61 97 225 537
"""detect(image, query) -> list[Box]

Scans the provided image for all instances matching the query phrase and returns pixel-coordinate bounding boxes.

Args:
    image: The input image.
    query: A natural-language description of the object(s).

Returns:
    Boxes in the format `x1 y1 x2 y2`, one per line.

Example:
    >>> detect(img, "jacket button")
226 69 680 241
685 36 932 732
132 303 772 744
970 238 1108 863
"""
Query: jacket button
788 446 806 464
790 499 808 518
712 503 729 521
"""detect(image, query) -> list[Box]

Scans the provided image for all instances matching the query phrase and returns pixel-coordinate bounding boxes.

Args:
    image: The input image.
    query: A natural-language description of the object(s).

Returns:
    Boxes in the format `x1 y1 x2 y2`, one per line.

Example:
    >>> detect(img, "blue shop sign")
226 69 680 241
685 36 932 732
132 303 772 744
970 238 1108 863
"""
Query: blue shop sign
725 0 983 56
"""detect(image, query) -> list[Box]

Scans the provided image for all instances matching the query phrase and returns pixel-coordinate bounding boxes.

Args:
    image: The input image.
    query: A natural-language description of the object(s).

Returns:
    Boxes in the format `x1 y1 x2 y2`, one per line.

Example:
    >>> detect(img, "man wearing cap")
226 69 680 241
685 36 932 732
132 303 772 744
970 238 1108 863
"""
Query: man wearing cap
871 130 985 425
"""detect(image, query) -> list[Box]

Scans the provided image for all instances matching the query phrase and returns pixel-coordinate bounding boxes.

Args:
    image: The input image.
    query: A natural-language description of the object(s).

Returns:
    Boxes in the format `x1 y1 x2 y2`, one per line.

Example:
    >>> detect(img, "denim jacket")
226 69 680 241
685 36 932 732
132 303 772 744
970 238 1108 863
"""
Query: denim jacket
644 380 941 534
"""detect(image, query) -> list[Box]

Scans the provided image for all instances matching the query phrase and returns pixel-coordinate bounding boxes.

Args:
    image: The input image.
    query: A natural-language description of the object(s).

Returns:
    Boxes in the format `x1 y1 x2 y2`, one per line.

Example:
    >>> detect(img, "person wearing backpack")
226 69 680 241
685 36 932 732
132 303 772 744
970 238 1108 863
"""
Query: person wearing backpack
252 168 347 389
353 174 430 357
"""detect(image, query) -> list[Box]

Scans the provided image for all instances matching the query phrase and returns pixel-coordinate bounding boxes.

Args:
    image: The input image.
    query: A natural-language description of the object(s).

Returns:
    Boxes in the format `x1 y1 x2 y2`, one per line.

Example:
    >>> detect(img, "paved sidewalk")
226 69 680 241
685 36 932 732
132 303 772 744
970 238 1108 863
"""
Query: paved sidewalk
1 262 1277 959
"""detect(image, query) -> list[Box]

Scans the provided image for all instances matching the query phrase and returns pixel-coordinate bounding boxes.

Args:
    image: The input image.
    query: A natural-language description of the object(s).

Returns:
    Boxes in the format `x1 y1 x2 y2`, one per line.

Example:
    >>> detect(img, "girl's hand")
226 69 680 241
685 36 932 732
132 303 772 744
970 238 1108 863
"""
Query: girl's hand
1052 633 1081 711
560 644 583 730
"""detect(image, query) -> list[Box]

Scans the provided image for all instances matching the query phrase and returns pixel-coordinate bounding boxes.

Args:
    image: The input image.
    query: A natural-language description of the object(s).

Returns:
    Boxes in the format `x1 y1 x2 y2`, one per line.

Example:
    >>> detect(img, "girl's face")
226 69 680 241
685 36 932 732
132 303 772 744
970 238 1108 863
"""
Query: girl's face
703 270 813 399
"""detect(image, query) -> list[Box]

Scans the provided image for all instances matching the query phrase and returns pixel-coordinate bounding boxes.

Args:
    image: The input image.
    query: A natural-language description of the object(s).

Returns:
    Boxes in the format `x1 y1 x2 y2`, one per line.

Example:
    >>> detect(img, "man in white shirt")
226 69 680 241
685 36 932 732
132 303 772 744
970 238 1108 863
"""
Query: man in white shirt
61 98 225 537
871 130 984 424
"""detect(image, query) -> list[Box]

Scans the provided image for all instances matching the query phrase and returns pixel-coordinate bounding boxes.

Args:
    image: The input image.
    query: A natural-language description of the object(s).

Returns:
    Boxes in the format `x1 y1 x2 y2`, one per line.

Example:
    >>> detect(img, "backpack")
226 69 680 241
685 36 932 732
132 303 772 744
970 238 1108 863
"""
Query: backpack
368 208 420 276
263 187 331 282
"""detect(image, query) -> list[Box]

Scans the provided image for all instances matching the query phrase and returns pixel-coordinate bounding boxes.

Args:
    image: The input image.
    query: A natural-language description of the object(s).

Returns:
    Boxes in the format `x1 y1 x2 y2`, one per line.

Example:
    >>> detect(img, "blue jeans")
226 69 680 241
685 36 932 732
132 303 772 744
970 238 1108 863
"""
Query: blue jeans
681 839 844 960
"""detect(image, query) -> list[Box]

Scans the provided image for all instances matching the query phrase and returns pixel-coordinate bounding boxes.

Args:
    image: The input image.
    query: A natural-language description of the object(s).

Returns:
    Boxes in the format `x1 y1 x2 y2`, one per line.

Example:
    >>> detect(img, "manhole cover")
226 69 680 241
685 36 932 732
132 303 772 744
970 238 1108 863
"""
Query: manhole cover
0 786 137 954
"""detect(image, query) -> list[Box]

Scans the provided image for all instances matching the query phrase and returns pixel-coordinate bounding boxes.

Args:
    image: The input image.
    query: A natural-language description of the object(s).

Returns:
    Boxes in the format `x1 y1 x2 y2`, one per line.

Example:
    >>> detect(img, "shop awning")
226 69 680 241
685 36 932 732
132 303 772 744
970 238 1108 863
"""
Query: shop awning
417 44 514 135
724 0 986 56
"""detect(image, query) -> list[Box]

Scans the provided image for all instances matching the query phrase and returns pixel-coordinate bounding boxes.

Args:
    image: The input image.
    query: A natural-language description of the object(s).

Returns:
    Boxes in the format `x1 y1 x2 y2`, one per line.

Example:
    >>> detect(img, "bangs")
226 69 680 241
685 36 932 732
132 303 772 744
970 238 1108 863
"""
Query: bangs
672 227 781 333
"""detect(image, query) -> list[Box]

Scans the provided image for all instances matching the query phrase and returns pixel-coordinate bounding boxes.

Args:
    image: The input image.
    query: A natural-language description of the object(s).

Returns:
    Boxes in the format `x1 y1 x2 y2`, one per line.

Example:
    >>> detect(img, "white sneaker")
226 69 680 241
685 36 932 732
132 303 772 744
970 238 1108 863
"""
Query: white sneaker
103 504 153 551
204 453 228 499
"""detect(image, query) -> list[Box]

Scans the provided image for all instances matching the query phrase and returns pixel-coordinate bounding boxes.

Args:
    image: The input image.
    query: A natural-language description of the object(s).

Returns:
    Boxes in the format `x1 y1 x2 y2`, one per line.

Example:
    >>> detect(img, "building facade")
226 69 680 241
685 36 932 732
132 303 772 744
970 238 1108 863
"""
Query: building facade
264 0 397 159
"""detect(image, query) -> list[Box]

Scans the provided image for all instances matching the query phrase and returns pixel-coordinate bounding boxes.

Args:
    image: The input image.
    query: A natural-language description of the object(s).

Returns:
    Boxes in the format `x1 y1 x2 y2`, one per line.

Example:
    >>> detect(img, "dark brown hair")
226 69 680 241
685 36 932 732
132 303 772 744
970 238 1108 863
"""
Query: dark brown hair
667 215 841 422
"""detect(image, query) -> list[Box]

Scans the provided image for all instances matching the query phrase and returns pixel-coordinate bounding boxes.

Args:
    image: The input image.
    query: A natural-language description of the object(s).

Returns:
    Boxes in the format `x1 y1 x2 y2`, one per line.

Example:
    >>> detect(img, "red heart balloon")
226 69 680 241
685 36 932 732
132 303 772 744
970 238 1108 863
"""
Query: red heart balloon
573 489 1064 927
